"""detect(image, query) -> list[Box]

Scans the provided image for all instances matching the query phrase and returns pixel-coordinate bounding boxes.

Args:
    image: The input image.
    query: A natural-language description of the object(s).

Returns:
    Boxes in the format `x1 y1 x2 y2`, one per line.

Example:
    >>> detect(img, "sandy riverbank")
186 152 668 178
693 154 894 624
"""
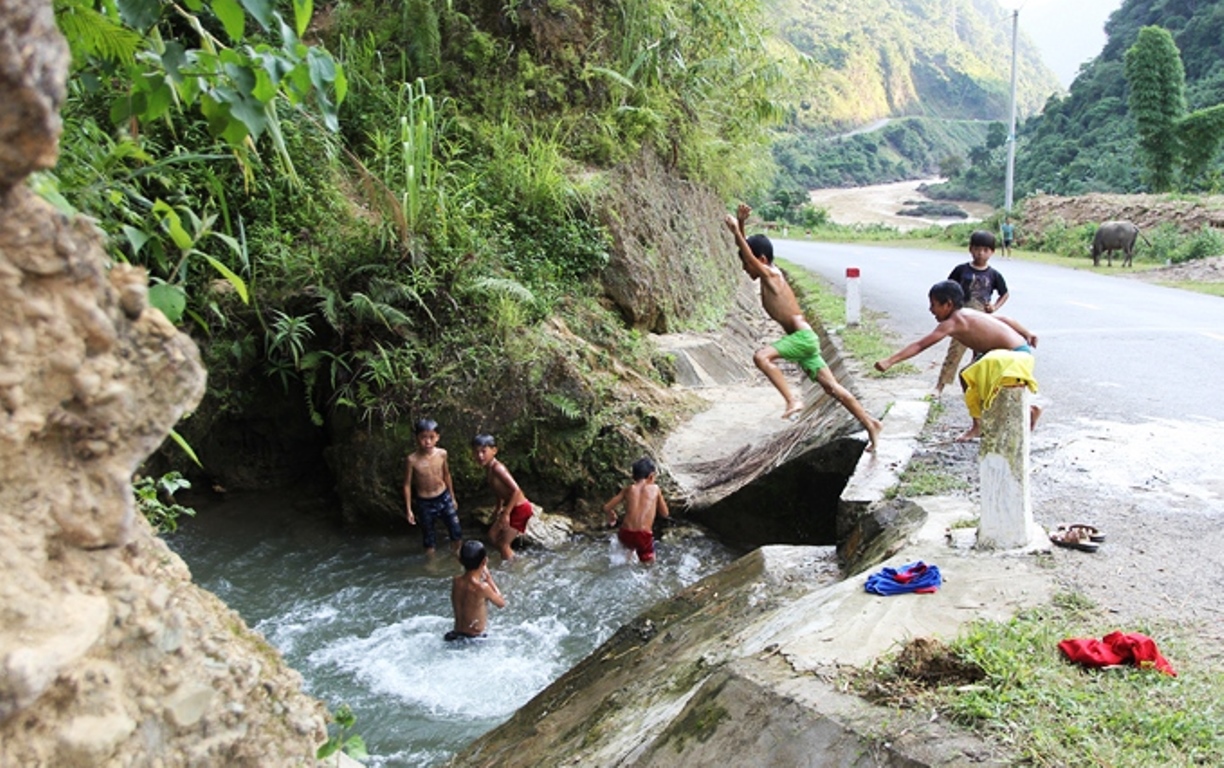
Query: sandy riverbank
809 178 995 231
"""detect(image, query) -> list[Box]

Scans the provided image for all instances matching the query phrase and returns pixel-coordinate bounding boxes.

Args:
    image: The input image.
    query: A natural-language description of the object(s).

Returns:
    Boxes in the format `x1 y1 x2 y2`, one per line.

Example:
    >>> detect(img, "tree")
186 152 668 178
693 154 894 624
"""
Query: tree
1125 26 1185 192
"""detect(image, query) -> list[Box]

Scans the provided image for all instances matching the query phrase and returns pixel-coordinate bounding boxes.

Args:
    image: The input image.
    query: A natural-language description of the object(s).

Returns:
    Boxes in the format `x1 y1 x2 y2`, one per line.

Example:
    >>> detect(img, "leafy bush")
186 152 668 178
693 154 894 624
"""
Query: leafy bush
133 472 194 534
1171 224 1224 263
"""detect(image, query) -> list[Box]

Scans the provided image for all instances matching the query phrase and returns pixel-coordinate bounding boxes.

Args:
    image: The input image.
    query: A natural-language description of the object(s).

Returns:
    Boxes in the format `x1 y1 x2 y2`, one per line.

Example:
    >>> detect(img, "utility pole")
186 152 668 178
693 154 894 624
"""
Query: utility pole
1004 8 1019 216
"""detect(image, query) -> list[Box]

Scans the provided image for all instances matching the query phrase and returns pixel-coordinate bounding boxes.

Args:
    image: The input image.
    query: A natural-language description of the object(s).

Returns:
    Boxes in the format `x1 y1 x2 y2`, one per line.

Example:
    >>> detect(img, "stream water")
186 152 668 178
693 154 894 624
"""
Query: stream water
167 491 736 766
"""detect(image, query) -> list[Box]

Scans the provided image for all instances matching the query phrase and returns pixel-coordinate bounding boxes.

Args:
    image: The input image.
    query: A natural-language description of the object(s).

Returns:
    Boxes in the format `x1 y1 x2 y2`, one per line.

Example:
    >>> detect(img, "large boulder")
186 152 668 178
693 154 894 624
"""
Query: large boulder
0 2 330 763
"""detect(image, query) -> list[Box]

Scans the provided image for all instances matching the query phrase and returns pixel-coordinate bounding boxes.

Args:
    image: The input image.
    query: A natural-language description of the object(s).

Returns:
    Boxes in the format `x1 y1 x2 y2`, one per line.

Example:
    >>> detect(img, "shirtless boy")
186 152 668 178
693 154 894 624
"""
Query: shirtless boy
875 280 1041 441
603 457 670 564
404 418 462 556
447 540 506 641
725 204 882 451
472 434 533 561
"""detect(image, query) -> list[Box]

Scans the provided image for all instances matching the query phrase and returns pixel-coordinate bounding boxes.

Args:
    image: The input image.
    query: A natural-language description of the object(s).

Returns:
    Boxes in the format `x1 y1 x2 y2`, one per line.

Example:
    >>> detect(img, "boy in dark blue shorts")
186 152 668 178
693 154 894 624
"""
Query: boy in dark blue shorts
404 418 463 556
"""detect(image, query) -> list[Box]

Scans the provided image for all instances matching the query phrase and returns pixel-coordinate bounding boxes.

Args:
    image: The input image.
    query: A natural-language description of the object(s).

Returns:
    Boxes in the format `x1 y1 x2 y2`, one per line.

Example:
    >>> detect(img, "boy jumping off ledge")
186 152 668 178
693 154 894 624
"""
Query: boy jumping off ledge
724 204 882 452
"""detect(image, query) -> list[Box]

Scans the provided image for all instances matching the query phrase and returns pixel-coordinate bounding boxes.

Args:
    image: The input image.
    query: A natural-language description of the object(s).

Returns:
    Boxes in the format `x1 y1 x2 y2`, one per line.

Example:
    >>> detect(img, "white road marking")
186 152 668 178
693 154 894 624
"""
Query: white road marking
1066 300 1100 310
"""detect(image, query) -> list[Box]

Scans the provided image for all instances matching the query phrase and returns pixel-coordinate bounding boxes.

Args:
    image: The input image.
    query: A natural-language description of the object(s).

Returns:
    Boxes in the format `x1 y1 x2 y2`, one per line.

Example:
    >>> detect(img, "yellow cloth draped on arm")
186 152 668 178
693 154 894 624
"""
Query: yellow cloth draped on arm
960 350 1038 418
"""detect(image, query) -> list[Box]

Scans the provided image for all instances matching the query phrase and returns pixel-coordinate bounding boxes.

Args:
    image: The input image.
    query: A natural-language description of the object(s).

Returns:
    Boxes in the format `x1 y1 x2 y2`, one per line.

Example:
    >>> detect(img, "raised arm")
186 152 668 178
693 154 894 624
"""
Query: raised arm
724 212 770 280
481 565 507 608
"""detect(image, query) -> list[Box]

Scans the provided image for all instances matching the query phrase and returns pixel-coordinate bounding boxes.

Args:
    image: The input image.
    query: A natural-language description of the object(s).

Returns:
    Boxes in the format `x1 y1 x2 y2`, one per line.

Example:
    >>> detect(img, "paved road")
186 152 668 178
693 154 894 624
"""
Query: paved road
780 240 1224 425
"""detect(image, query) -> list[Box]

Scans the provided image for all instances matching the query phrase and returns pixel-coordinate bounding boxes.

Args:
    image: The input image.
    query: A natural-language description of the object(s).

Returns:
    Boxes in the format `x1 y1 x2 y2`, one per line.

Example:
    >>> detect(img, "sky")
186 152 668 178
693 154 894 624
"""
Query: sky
1012 0 1125 87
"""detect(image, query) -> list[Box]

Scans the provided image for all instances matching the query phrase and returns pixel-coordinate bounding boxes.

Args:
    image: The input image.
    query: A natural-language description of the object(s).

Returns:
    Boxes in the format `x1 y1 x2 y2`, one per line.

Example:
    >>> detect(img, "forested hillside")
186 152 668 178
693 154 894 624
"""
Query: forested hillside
1016 0 1224 196
41 0 1076 523
773 0 1057 129
46 0 816 521
762 0 1060 198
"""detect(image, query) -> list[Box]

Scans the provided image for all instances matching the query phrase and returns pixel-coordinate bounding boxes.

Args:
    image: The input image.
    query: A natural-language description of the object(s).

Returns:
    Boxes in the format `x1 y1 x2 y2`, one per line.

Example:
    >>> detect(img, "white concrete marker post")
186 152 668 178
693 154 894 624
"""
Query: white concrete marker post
845 267 861 326
976 386 1033 549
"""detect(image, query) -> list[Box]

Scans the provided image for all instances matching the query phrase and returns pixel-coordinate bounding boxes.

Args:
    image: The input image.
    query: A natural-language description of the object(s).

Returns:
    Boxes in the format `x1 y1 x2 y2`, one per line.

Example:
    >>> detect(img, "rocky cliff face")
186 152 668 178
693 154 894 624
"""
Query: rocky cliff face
0 1 329 763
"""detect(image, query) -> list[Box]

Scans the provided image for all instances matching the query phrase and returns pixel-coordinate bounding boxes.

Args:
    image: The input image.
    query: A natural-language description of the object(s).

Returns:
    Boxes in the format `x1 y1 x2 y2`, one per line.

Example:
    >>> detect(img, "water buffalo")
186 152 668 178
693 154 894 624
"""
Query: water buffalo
1092 220 1141 267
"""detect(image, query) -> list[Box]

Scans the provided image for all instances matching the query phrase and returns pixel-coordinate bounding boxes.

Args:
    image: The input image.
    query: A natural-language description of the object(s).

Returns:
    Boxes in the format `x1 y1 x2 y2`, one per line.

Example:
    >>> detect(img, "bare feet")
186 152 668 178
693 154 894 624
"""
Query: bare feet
864 416 883 453
1030 404 1043 431
781 400 804 420
955 423 981 442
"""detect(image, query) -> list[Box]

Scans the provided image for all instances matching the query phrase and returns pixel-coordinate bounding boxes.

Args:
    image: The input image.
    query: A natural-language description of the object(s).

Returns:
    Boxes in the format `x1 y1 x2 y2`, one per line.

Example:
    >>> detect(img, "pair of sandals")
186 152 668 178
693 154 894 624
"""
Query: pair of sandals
1049 523 1105 553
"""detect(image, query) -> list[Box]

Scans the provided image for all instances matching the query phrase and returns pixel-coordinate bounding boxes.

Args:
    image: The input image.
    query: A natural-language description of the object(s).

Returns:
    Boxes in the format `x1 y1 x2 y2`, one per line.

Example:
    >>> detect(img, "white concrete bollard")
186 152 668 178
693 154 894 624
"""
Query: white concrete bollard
976 386 1033 549
845 267 861 326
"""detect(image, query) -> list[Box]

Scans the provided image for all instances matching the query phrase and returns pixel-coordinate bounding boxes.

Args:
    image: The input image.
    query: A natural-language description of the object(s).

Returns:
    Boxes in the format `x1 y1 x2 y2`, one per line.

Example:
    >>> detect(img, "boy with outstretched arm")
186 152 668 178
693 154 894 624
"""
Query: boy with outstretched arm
472 434 533 561
935 230 1011 397
875 280 1041 441
604 457 670 564
447 540 506 641
404 418 463 556
724 203 882 451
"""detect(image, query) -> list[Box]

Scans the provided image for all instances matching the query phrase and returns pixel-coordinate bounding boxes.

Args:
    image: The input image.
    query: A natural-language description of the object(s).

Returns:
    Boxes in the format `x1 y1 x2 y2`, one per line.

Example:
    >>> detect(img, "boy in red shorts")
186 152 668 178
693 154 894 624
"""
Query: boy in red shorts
472 434 533 562
604 457 670 564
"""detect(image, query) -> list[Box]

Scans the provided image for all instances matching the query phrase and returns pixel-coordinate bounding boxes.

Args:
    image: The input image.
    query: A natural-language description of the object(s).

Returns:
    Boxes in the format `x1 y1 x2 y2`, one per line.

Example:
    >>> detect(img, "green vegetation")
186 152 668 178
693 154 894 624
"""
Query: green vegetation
772 118 991 193
1126 26 1187 192
780 258 915 377
860 595 1224 766
47 0 810 511
317 704 368 761
884 457 970 499
769 0 1055 131
133 472 195 533
1017 2 1224 197
1157 280 1224 297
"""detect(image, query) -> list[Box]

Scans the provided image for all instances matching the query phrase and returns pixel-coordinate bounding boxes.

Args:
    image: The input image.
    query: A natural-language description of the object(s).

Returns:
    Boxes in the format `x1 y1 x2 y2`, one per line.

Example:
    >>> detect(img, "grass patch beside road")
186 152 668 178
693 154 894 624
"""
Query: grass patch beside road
780 258 916 378
1156 280 1224 297
860 594 1223 766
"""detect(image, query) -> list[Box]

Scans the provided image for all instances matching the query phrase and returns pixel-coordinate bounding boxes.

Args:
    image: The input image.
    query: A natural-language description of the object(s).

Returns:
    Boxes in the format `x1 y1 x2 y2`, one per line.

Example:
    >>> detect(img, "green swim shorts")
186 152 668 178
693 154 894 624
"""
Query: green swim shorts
772 328 827 380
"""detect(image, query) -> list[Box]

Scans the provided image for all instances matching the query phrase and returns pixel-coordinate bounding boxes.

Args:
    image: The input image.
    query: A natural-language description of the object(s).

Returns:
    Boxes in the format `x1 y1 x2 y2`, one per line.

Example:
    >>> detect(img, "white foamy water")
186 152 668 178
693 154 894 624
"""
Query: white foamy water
168 492 735 766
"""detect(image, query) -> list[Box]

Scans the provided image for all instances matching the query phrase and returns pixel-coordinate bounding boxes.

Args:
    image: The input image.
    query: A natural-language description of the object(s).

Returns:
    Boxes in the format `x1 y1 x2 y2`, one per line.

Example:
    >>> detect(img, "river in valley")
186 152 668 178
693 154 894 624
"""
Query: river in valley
168 491 736 766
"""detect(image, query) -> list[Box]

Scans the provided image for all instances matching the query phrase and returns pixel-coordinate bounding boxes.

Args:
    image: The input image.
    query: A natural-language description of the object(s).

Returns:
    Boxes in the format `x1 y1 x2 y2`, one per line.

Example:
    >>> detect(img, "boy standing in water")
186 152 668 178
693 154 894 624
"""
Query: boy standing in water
604 457 670 564
472 434 533 561
934 230 1010 398
724 204 882 452
447 540 506 641
404 418 463 556
875 280 1040 441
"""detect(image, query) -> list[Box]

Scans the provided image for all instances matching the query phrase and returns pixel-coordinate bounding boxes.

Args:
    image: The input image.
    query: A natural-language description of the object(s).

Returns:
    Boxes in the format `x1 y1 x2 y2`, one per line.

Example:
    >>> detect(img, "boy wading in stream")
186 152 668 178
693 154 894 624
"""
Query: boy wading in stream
447 541 505 641
404 418 462 556
603 457 669 564
724 203 882 452
472 433 534 561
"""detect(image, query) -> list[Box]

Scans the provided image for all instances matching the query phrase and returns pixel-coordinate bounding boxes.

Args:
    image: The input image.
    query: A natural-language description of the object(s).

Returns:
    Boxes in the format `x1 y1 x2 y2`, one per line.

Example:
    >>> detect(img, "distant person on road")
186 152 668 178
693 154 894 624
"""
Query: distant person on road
876 280 1040 441
934 230 1010 399
472 433 533 561
404 418 463 557
1000 219 1015 258
604 457 670 564
724 203 883 452
447 540 505 641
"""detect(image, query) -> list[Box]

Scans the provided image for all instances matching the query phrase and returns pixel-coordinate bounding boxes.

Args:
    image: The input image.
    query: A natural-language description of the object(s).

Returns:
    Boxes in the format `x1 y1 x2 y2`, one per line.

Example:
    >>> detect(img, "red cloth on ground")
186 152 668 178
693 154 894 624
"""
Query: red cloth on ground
1058 631 1177 676
508 501 533 533
617 528 656 562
